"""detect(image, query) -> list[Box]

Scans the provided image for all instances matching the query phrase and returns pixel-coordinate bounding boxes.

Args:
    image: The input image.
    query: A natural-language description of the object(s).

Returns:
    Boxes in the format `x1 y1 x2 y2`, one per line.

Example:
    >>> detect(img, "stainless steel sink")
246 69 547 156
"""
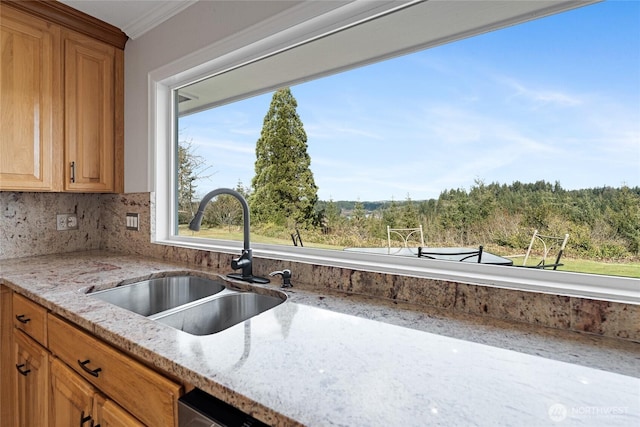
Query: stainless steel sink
152 292 285 335
90 276 226 316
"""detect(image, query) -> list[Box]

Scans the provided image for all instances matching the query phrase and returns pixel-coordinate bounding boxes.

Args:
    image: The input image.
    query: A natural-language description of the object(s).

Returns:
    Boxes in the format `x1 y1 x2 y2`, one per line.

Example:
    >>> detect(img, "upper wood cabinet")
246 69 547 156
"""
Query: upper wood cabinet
0 6 61 191
0 1 125 193
63 30 122 192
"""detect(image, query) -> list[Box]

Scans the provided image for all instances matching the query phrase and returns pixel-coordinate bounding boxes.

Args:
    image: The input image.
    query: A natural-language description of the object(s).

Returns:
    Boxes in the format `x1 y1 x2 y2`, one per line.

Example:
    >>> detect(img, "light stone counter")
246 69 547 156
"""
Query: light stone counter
1 251 638 426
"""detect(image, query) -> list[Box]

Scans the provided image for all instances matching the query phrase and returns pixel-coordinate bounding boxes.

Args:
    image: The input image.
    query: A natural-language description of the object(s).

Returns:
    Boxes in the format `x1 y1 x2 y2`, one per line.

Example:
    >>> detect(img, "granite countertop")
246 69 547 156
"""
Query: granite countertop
1 250 638 426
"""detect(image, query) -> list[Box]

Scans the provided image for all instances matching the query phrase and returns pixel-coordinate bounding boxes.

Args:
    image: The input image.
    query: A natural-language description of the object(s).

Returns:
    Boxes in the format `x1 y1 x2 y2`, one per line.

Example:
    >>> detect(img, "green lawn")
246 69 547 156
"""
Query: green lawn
558 258 640 278
180 226 640 278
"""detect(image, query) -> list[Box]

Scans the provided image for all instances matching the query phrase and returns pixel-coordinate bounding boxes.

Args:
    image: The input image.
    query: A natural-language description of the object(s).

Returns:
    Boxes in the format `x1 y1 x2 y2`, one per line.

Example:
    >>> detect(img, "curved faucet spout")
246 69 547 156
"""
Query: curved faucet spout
189 188 250 251
188 188 269 284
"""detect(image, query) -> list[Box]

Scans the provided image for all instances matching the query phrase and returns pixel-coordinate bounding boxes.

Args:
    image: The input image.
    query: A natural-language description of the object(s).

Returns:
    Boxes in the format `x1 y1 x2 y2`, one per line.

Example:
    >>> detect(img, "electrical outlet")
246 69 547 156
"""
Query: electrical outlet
56 213 78 231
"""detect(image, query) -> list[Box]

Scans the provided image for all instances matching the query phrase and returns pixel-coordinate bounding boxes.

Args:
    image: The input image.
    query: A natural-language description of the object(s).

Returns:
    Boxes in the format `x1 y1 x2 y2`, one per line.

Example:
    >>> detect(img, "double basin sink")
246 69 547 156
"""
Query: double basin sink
89 275 286 335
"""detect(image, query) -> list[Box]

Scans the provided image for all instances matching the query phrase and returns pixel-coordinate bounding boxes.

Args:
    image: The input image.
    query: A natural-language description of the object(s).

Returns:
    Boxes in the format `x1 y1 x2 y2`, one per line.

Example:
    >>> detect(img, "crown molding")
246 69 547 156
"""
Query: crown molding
122 0 197 40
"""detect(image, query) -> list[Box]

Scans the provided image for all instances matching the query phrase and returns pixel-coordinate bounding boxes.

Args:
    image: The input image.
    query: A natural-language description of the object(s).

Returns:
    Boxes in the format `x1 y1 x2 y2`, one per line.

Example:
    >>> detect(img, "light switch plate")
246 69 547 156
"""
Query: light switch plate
126 213 139 231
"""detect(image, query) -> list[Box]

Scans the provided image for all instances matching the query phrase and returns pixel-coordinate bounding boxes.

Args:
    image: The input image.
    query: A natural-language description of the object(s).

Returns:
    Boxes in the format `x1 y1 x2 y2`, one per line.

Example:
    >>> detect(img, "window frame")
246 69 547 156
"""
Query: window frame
149 0 638 305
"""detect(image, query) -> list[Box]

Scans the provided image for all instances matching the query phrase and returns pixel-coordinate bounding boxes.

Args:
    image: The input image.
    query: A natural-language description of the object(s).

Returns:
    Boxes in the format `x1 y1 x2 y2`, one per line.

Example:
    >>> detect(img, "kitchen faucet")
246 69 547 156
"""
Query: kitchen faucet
188 188 269 284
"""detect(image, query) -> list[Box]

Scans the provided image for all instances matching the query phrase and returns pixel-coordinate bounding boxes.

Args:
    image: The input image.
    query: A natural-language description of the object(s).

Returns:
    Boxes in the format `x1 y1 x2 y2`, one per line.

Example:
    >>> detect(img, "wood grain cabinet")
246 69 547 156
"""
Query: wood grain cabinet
63 30 123 192
14 329 50 427
48 314 182 426
50 357 144 427
0 2 124 193
13 292 48 347
12 292 50 427
0 6 61 191
1 286 16 426
50 357 95 427
95 394 146 427
2 292 180 426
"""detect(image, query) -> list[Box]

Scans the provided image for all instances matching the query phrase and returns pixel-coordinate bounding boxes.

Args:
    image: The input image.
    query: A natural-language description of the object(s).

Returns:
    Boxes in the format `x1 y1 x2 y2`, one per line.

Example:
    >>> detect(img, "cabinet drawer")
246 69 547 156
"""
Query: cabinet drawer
13 293 47 346
48 314 181 426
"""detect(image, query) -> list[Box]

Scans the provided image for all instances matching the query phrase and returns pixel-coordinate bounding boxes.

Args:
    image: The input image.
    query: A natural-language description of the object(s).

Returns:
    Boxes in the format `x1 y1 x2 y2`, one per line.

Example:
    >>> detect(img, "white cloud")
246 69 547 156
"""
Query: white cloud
502 78 582 108
191 136 255 154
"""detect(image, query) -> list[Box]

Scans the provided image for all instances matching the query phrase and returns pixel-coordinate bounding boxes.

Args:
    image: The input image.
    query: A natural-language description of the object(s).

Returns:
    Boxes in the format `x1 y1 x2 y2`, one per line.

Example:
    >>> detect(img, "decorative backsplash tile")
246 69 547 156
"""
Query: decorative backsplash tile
0 192 103 259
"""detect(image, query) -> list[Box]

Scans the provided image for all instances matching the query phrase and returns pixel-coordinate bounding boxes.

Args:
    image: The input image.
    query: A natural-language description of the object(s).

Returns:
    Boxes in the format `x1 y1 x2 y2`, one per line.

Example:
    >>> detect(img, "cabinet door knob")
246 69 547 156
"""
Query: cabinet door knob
78 359 102 377
16 363 31 376
15 314 31 324
70 161 76 183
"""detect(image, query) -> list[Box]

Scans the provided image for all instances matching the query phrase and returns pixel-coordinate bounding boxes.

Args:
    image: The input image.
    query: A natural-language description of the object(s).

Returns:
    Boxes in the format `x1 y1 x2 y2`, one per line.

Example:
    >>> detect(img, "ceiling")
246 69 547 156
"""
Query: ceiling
58 0 199 39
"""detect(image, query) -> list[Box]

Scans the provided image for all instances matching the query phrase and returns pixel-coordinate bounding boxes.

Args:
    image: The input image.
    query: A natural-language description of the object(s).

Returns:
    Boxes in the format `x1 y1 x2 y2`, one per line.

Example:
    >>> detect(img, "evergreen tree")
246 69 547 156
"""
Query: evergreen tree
382 198 399 228
324 198 342 232
250 88 318 226
352 200 366 225
400 193 420 227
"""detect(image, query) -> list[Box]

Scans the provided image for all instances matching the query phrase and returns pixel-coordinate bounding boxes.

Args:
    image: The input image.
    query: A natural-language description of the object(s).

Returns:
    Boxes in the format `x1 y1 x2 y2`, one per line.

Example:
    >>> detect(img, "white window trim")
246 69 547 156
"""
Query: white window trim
149 0 638 305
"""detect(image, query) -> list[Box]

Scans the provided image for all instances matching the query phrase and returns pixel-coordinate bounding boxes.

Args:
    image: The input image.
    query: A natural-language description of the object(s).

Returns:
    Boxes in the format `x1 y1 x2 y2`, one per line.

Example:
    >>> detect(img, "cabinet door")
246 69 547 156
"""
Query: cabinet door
14 329 49 427
95 394 145 427
63 30 116 192
50 357 96 427
1 286 16 426
0 6 61 191
48 315 181 426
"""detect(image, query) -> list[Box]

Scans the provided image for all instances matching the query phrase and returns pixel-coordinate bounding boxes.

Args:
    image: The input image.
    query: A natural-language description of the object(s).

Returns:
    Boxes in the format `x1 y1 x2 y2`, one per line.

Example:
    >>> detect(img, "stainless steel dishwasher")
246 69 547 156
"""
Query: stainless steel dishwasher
178 388 270 427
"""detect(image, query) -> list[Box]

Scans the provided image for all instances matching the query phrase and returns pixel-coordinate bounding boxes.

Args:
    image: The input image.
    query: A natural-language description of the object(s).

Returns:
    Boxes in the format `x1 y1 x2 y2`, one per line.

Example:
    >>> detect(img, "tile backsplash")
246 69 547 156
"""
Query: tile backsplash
0 192 103 259
0 191 158 260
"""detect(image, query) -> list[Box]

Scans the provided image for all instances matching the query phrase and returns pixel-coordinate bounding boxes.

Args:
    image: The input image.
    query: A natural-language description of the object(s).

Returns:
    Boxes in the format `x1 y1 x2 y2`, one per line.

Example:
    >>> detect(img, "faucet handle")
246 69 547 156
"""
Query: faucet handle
231 250 251 271
269 269 292 288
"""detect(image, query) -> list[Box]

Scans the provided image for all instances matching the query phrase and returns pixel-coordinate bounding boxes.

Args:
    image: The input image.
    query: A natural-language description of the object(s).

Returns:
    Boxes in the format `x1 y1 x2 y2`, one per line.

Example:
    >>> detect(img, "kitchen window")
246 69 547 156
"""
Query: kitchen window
150 0 638 303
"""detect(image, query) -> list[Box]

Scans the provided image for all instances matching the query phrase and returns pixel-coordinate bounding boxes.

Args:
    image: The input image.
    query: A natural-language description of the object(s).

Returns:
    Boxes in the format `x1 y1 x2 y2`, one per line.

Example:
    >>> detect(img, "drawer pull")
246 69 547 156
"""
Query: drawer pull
80 411 93 427
15 314 31 324
16 363 31 376
78 359 102 377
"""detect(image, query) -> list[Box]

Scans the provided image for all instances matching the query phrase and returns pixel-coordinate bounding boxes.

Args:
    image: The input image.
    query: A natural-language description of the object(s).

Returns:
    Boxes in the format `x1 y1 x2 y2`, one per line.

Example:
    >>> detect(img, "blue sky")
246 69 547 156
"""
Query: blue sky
180 0 640 202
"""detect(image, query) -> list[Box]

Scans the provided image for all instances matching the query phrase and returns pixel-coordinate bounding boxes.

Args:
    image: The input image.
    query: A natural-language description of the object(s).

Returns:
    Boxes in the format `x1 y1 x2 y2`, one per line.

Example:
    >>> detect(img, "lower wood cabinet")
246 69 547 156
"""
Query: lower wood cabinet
14 329 49 427
13 292 48 347
48 314 182 426
1 285 15 426
50 357 143 427
50 357 94 426
1 291 182 427
95 394 146 427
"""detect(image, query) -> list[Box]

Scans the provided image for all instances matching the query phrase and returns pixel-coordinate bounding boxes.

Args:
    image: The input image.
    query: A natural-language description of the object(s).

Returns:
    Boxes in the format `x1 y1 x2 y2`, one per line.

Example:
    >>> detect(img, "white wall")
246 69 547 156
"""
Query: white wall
123 1 306 192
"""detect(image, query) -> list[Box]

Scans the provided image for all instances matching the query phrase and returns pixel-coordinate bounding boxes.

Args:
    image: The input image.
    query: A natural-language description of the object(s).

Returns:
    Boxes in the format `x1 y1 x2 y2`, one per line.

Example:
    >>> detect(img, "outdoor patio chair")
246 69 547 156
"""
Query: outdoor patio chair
509 230 569 270
291 228 303 247
418 246 484 263
387 225 425 254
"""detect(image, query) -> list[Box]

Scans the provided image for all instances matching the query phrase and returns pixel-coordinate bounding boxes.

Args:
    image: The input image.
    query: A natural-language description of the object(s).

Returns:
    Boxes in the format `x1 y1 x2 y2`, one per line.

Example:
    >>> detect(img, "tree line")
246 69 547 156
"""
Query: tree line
316 181 640 260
